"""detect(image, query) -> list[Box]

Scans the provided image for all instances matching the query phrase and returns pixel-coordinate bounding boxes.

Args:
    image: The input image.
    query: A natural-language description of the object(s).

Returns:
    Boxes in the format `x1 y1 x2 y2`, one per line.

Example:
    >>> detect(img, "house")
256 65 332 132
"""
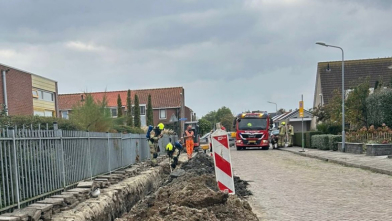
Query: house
59 87 195 127
313 57 392 107
312 57 392 129
0 64 58 117
272 109 313 132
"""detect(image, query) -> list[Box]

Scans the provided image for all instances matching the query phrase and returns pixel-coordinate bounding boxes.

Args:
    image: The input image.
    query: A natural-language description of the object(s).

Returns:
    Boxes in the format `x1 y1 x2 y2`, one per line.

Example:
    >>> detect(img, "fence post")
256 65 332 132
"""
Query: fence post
87 131 93 180
11 127 21 209
57 126 66 190
120 133 123 167
107 132 111 174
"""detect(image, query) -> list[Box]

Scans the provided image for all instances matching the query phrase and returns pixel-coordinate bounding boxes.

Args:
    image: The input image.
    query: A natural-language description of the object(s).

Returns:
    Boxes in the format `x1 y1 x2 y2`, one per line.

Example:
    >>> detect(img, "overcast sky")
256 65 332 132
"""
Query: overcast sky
0 0 391 117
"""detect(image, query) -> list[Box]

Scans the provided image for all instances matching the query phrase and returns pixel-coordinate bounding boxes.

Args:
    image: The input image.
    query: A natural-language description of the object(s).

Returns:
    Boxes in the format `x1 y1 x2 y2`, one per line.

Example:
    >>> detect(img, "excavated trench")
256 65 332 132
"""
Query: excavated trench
117 153 258 221
0 153 258 221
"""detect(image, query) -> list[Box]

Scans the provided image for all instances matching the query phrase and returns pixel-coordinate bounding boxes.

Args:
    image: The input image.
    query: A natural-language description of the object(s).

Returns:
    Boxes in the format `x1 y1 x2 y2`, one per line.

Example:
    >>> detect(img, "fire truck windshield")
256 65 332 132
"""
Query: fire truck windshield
238 118 267 130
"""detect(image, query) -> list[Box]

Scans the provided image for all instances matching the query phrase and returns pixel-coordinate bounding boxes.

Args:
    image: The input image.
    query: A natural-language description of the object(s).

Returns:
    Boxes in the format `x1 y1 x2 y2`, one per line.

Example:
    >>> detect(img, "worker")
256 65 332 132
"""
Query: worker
184 125 195 160
278 122 287 147
288 123 294 147
221 125 226 131
166 139 184 169
147 123 165 166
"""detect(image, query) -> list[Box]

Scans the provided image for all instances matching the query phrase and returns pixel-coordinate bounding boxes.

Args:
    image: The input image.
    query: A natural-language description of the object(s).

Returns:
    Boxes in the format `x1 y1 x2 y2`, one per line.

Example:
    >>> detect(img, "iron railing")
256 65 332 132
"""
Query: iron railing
0 123 177 213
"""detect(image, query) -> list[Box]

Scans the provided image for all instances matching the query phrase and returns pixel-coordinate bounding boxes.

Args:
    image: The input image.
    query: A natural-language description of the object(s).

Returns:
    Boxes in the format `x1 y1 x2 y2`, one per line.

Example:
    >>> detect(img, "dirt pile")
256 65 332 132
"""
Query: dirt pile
117 153 258 221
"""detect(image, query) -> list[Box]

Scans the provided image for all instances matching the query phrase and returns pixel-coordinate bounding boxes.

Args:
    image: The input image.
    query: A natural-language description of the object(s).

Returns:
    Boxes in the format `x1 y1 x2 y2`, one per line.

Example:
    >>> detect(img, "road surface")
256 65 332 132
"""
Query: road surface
231 148 392 221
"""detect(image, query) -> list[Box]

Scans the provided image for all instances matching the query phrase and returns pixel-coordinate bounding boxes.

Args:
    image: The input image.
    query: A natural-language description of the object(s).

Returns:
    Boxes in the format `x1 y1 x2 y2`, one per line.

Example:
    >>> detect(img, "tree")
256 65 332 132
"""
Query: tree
126 89 133 126
147 94 153 126
134 94 141 128
198 118 212 135
70 93 112 132
346 78 370 129
216 106 232 122
220 113 234 131
117 94 123 118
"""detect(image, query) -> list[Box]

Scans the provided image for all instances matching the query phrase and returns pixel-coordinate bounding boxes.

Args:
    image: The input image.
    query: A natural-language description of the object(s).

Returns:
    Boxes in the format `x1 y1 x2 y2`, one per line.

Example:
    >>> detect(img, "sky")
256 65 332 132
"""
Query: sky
0 0 391 117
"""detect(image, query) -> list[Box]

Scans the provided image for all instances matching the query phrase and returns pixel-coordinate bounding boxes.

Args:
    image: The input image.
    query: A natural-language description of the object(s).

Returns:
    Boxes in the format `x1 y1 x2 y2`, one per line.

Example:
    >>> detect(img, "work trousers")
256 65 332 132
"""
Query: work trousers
186 139 194 159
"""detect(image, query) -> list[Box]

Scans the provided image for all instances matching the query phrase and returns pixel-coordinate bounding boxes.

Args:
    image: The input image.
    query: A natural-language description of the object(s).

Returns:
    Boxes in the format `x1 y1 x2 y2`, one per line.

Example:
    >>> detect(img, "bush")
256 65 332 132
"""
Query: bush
329 135 342 151
0 116 81 130
112 125 144 134
367 89 392 127
312 135 330 150
311 134 342 150
316 123 341 135
293 131 322 148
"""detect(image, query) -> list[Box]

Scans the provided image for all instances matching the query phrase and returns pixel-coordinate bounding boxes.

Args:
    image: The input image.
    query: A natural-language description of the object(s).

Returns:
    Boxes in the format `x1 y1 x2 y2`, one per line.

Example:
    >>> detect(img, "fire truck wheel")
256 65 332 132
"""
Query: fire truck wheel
262 146 269 150
236 146 243 151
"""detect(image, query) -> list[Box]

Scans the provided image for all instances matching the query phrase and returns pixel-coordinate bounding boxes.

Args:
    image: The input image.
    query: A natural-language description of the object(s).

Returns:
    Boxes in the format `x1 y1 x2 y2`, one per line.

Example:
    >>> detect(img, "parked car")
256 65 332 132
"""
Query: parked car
200 132 211 144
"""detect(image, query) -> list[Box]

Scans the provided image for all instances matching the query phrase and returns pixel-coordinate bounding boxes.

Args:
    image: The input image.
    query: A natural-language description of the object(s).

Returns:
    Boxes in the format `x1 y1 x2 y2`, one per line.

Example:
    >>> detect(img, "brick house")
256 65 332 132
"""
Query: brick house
59 87 195 127
312 57 392 128
0 64 59 117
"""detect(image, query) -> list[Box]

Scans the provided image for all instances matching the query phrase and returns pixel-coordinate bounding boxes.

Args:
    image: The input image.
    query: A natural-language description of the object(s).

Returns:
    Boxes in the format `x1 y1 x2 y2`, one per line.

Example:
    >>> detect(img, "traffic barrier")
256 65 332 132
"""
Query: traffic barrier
211 129 235 194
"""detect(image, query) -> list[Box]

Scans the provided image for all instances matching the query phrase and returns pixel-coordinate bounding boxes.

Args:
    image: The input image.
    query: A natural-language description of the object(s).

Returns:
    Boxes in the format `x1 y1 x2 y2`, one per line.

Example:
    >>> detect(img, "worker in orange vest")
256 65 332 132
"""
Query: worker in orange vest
184 125 195 160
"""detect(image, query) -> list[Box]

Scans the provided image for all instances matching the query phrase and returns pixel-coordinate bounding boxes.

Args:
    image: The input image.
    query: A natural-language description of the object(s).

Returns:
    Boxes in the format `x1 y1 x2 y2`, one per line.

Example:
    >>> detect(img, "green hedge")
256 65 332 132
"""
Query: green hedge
329 135 342 151
0 116 81 130
311 134 342 150
112 125 145 134
293 131 322 148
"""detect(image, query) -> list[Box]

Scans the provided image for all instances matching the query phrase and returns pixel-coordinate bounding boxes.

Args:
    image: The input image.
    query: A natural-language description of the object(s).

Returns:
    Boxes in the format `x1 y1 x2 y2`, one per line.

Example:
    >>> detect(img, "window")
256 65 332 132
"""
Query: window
111 108 117 117
140 106 146 115
32 90 39 98
159 109 166 119
34 110 53 117
33 89 54 102
62 111 69 119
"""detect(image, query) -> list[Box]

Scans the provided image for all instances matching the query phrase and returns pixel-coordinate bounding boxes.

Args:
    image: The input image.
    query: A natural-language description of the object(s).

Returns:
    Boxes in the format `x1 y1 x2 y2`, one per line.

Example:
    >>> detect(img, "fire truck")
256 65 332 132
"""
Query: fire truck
233 111 273 150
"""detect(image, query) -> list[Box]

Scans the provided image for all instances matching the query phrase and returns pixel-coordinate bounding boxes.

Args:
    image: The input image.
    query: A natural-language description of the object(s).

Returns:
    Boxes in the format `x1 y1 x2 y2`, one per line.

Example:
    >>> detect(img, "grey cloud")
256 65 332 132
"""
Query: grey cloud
0 0 391 116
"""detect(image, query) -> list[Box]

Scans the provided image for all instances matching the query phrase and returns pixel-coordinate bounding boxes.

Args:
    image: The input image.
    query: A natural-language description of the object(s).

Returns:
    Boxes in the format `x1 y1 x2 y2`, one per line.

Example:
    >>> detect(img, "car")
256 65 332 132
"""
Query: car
200 132 211 144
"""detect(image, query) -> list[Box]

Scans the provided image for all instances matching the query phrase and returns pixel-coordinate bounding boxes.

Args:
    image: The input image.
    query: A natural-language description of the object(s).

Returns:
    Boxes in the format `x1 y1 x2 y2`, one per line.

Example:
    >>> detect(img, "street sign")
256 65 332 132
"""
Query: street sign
179 118 188 121
299 101 304 118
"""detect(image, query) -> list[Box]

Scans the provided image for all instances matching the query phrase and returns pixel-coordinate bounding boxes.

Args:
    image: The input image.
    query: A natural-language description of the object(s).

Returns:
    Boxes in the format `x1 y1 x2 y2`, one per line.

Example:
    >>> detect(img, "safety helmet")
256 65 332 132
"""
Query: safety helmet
158 123 164 130
281 122 286 125
166 142 173 151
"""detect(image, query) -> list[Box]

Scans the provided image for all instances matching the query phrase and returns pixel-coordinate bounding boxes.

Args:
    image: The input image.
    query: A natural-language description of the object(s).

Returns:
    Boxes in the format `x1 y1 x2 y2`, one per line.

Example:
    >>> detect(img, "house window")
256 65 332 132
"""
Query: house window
34 110 53 117
140 106 146 115
32 90 39 98
33 89 54 102
159 109 166 119
62 111 69 119
111 108 117 117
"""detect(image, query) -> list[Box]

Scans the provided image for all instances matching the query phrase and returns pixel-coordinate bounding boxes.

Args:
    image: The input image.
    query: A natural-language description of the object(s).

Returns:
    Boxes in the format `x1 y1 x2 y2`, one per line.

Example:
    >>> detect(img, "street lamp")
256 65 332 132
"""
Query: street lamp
316 42 345 151
267 101 278 115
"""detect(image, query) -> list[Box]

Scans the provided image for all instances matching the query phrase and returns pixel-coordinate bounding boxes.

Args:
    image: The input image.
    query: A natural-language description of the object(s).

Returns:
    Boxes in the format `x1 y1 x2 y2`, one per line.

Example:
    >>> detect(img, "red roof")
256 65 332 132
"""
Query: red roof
59 87 184 110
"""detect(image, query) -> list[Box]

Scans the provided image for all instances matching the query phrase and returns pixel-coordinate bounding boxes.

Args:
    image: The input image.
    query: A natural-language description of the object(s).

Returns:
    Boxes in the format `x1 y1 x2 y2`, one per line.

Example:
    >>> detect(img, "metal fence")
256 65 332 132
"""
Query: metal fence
0 124 177 213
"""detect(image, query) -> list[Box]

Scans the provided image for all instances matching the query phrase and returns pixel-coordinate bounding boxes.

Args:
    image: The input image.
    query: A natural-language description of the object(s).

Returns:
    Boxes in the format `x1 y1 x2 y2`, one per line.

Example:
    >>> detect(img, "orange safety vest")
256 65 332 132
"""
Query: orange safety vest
185 130 194 141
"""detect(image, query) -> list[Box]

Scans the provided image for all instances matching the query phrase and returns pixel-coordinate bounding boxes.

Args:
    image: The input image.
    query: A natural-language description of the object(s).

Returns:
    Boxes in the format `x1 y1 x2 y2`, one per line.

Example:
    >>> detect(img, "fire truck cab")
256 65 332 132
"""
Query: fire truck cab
233 111 273 150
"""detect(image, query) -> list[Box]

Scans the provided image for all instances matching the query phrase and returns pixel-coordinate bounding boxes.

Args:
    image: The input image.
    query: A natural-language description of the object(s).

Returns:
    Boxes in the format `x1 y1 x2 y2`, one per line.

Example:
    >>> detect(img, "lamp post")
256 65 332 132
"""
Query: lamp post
316 42 345 151
267 101 278 115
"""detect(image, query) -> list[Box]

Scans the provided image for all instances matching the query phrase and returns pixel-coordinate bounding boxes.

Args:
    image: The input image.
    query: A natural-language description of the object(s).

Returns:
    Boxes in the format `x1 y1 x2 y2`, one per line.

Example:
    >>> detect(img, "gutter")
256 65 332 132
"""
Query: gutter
2 69 9 116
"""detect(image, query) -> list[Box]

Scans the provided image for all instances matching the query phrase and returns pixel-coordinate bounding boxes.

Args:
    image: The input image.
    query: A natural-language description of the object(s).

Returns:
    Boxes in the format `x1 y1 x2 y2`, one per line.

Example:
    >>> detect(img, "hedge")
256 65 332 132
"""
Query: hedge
112 125 145 134
0 116 81 130
293 131 322 148
311 134 342 150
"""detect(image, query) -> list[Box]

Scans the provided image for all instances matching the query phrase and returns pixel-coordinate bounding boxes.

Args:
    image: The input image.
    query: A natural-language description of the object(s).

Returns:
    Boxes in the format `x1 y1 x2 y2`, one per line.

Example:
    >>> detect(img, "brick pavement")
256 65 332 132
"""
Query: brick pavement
231 148 392 221
281 147 392 176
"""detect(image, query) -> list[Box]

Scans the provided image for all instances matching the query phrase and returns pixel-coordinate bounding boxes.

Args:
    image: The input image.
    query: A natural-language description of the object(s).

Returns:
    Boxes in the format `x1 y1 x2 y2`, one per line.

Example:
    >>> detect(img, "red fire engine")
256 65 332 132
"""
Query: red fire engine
233 111 272 150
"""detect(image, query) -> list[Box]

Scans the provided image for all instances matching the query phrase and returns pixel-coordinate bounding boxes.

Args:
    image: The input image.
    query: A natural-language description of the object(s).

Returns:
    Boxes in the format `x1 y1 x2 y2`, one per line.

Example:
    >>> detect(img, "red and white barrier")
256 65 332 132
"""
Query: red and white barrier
211 129 235 194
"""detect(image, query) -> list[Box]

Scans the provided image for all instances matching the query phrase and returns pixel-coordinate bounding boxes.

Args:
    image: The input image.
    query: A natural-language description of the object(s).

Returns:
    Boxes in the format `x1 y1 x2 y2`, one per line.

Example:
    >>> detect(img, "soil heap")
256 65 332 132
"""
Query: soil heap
118 153 258 221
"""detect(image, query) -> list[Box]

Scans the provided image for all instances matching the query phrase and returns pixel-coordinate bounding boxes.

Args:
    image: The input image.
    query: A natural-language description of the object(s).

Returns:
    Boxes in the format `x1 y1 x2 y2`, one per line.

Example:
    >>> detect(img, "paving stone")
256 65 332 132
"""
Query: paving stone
0 216 21 221
37 198 65 206
76 181 94 188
